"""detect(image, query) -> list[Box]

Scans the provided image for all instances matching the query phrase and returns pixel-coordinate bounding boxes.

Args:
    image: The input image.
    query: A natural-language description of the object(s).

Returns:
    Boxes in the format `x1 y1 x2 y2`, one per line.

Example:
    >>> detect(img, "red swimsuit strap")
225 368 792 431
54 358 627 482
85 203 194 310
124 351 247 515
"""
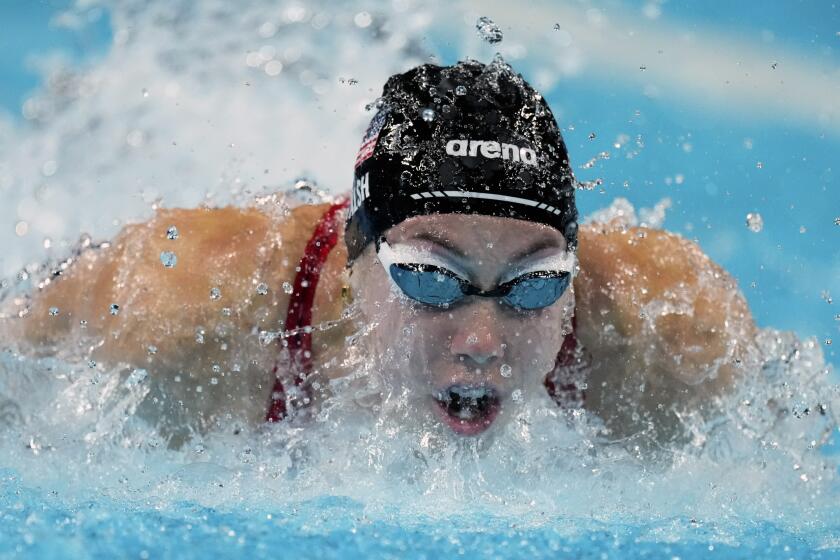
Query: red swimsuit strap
266 198 350 423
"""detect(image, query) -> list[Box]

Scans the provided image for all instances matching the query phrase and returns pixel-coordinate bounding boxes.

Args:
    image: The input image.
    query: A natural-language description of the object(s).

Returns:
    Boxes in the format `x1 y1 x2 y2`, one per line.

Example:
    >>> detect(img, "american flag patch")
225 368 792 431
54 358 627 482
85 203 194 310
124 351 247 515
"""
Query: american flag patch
354 108 389 168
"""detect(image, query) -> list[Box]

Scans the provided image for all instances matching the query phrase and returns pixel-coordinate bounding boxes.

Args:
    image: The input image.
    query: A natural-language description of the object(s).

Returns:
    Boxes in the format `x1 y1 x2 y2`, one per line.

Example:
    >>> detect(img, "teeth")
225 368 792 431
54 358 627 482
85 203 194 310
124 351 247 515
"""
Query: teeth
450 386 490 399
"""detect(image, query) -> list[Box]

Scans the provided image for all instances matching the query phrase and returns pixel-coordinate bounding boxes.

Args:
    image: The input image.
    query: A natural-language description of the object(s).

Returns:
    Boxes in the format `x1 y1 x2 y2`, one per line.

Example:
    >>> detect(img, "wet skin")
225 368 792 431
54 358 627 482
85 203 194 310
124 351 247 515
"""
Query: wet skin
7 201 758 446
349 214 573 436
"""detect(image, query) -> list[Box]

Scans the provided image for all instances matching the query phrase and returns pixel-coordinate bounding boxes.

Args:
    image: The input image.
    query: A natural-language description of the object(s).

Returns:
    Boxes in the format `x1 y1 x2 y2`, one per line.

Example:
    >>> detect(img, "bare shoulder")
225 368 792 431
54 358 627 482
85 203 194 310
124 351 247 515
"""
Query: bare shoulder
18 202 333 364
573 222 758 441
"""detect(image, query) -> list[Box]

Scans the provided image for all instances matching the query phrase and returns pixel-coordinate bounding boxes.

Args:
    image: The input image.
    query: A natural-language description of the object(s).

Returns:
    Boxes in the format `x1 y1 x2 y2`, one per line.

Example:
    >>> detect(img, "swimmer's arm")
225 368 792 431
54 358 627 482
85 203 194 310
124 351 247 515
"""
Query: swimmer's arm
575 224 757 410
14 203 338 372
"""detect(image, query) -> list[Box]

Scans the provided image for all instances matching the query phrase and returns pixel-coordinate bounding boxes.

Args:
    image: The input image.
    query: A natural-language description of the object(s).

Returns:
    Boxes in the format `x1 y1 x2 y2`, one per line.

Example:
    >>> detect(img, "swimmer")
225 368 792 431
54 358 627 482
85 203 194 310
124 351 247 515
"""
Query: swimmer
5 60 757 448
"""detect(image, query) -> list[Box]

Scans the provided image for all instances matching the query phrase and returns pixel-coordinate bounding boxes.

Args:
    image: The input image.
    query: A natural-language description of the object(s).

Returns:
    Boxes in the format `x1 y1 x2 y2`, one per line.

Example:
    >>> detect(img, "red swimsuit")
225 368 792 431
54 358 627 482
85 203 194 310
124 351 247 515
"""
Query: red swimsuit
266 200 587 423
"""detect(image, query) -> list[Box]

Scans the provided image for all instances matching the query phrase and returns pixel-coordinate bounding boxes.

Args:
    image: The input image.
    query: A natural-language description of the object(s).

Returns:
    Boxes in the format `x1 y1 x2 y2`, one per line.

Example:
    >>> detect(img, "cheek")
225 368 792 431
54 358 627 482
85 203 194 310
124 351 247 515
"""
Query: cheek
509 306 569 370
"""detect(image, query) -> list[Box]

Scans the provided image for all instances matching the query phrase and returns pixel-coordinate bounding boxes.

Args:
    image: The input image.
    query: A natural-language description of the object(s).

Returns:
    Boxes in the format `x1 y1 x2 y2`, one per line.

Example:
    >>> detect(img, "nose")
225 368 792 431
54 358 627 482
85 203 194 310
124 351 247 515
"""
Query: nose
449 300 505 367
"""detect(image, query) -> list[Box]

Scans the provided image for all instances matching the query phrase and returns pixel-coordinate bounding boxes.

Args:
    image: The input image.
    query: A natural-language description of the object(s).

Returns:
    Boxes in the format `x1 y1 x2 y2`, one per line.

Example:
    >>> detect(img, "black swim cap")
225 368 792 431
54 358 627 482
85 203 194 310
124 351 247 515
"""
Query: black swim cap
344 58 578 264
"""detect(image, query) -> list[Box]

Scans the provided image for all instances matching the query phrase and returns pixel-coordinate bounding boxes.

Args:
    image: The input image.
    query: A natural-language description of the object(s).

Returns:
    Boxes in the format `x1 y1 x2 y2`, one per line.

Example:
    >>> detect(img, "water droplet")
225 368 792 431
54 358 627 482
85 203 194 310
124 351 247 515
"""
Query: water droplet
475 16 503 44
212 364 221 374
221 307 232 317
756 161 764 169
210 287 222 300
210 377 219 385
48 307 59 317
282 281 293 294
745 212 764 233
354 11 372 28
160 251 177 268
771 61 778 69
576 178 603 191
825 338 832 346
141 88 149 98
88 360 96 369
421 108 436 122
125 368 148 388
511 389 523 402
256 282 269 295
833 216 839 226
455 85 467 96
588 132 597 140
166 226 179 240
147 345 157 355
500 364 512 378
553 23 561 30
466 333 478 345
195 328 205 344
109 303 120 316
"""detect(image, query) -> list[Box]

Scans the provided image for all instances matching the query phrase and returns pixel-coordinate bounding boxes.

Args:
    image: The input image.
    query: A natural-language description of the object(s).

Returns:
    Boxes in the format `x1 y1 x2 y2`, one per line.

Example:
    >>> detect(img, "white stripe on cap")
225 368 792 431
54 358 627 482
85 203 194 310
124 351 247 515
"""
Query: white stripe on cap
441 191 541 207
409 190 561 214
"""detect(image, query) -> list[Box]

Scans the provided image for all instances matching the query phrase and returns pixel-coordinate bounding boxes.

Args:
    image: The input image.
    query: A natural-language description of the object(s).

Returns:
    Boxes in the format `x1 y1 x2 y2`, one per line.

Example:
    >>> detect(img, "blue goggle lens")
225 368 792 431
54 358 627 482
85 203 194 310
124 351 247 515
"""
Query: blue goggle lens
389 264 570 310
389 265 464 307
502 273 571 310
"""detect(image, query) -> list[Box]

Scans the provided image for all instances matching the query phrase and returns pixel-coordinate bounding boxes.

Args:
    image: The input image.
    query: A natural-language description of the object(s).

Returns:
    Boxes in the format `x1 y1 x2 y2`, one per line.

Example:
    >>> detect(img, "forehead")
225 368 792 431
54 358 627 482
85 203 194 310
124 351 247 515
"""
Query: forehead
386 213 567 256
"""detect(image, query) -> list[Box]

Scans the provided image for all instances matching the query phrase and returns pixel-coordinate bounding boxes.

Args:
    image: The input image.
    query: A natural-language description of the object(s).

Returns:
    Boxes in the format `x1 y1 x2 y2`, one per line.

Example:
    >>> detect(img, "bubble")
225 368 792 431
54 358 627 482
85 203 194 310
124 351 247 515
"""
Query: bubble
160 251 177 268
48 307 59 317
500 364 512 378
745 212 764 233
256 282 269 295
166 226 179 240
511 389 523 402
264 60 284 76
475 16 503 44
354 11 372 28
210 287 222 300
282 281 293 294
195 328 205 344
455 85 467 96
756 161 764 169
147 345 157 355
14 221 28 236
109 303 120 316
421 108 436 122
588 132 597 140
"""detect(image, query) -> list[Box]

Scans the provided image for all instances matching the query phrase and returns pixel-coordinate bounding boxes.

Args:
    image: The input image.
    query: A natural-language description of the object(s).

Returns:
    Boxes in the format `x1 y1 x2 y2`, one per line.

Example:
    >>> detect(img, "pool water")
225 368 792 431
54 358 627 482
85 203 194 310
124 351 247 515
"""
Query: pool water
0 1 838 558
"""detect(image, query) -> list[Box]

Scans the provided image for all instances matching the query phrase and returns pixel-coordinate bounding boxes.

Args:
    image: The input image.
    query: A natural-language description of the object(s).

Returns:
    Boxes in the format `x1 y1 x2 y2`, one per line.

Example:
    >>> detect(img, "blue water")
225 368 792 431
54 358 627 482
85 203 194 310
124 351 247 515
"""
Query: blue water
0 1 838 558
1 466 835 560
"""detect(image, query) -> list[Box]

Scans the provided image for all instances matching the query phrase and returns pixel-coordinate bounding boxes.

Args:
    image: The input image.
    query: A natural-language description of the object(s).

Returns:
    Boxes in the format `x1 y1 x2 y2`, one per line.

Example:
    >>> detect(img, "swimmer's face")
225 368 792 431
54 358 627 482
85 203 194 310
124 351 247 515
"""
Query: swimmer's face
351 214 574 437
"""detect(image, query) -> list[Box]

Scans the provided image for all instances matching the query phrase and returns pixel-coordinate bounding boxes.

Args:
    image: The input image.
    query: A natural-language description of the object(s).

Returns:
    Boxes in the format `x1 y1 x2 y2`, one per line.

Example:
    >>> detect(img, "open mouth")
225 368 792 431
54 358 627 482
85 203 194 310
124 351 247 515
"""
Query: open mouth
432 385 501 436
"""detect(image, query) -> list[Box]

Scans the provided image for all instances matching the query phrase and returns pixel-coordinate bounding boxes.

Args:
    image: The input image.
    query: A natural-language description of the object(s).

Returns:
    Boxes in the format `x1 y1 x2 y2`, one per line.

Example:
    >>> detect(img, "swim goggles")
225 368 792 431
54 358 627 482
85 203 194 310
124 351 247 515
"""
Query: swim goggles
375 238 576 310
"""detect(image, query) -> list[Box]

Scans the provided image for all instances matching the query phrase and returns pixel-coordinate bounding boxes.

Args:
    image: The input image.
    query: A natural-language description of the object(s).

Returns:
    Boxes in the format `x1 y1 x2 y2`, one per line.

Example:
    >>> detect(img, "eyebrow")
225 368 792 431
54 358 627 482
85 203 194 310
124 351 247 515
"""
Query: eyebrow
407 232 563 263
510 237 565 263
408 232 467 259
